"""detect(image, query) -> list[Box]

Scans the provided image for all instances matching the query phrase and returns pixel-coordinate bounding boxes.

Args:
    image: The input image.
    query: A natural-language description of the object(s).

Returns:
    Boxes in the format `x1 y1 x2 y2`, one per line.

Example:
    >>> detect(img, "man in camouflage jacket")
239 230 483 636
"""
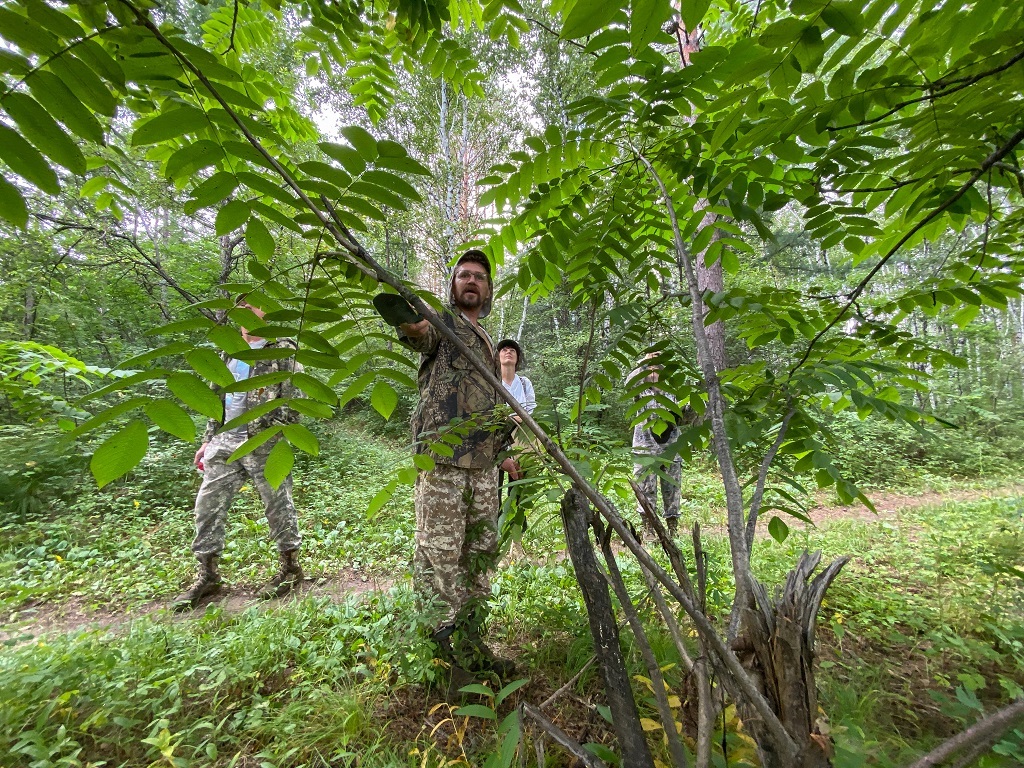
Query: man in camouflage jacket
172 301 305 611
396 249 513 677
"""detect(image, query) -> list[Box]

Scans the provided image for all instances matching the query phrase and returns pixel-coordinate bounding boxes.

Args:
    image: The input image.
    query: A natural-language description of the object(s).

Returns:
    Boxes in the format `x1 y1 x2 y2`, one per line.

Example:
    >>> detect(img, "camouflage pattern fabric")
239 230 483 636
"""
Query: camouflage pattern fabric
633 423 683 520
414 463 499 626
202 338 303 442
631 366 682 520
192 431 301 556
400 311 500 468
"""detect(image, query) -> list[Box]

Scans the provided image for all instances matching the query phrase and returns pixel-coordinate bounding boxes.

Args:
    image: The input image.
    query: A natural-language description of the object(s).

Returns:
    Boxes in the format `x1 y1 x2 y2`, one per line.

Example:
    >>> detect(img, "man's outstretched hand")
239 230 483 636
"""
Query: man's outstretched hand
373 294 424 328
399 319 430 338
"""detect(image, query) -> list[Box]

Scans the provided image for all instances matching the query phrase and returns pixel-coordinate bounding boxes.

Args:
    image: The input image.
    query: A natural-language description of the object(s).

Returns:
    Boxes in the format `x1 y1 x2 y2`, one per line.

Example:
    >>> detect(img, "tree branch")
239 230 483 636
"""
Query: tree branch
905 698 1024 768
828 47 1024 132
745 404 795 552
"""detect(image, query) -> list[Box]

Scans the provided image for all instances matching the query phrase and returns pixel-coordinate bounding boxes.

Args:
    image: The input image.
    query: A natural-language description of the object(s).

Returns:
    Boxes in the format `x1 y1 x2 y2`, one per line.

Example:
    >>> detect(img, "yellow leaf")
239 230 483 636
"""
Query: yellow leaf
667 695 681 708
640 717 663 732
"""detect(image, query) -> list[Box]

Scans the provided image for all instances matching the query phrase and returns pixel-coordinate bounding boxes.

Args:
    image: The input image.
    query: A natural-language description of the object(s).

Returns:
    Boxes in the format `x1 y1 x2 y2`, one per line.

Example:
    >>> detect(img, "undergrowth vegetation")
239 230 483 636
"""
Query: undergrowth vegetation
1 421 1023 767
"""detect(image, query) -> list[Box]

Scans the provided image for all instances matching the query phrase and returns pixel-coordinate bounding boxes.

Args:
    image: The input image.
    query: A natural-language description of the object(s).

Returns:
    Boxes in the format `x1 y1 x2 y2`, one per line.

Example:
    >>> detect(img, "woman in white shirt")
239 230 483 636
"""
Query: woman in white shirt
494 340 536 543
496 339 536 416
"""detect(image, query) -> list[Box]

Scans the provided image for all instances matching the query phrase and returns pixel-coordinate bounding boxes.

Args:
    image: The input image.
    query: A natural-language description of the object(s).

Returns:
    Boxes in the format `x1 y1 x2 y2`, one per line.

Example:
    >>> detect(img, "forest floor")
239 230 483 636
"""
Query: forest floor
3 482 1018 644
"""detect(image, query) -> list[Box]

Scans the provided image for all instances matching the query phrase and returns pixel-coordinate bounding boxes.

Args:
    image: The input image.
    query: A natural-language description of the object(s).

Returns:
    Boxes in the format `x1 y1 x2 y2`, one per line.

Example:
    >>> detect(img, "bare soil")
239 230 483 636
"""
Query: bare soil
0 567 392 645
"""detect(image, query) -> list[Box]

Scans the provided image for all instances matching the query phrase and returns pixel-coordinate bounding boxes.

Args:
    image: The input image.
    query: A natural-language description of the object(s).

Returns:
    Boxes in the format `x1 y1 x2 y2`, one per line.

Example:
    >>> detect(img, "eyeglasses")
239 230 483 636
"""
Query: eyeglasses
455 269 489 283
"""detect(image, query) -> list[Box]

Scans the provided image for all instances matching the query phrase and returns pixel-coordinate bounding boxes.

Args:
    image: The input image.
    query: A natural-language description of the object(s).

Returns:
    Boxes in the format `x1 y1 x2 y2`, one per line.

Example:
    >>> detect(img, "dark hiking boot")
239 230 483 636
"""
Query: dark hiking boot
171 554 222 612
458 635 517 678
454 608 517 679
258 548 303 599
665 516 680 537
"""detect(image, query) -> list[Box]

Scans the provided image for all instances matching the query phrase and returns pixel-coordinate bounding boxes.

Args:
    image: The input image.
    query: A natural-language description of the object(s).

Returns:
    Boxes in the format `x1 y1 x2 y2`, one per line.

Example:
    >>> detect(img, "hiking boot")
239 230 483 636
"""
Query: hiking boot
171 554 222 612
665 516 679 537
454 607 517 679
457 634 517 678
258 548 303 599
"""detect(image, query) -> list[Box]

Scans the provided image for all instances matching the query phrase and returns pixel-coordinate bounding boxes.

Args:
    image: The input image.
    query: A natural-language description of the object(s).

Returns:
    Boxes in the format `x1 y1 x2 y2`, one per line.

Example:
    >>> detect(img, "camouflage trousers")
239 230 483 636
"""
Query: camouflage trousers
414 463 499 628
633 425 682 520
192 432 301 557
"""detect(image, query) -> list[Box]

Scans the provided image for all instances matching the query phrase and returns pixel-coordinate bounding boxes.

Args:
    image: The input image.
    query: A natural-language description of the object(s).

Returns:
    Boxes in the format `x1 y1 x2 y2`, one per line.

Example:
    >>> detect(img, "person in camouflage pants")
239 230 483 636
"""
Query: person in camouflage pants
631 354 683 537
396 249 514 678
172 300 305 611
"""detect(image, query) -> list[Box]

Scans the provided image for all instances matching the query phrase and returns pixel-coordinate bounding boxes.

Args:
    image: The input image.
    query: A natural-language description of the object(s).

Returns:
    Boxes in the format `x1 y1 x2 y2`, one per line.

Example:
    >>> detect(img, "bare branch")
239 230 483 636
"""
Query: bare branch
520 702 608 768
745 404 795 552
906 698 1024 768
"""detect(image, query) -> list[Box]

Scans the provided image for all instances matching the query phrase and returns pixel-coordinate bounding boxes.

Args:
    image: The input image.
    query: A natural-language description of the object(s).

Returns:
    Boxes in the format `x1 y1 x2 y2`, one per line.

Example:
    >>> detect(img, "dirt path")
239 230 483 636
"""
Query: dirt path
0 568 393 645
801 484 1020 526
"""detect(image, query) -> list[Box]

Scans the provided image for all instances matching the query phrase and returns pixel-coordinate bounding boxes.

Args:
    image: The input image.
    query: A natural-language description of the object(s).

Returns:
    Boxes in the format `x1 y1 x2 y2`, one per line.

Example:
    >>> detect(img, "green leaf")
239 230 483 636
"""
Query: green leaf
458 683 495 697
70 396 149 436
208 325 250 355
22 0 82 39
453 704 497 720
299 160 352 189
291 371 338 404
630 0 671 52
680 0 711 32
495 678 530 707
821 1 865 36
412 453 435 471
361 169 421 202
216 199 250 235
246 217 275 261
374 153 431 176
226 426 281 463
340 125 378 160
319 142 366 176
0 175 28 228
2 92 85 174
144 399 196 441
133 105 210 146
263 439 294 490
90 420 149 488
167 372 223 420
370 380 398 419
283 423 319 455
0 7 58 55
366 478 398 518
186 348 234 386
0 124 59 194
186 172 238 213
165 140 225 180
349 180 409 210
562 0 621 39
767 516 790 543
289 398 334 419
47 54 115 117
26 70 104 144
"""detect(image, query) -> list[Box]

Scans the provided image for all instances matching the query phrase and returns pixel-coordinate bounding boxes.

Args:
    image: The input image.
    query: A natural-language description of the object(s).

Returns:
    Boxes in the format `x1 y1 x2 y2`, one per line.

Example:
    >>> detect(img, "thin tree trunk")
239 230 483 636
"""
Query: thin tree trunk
516 293 529 340
561 487 657 768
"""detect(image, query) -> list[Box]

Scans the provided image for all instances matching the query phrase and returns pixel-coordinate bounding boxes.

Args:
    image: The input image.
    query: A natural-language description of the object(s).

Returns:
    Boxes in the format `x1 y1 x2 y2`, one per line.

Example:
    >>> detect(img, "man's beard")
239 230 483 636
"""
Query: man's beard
454 284 486 311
